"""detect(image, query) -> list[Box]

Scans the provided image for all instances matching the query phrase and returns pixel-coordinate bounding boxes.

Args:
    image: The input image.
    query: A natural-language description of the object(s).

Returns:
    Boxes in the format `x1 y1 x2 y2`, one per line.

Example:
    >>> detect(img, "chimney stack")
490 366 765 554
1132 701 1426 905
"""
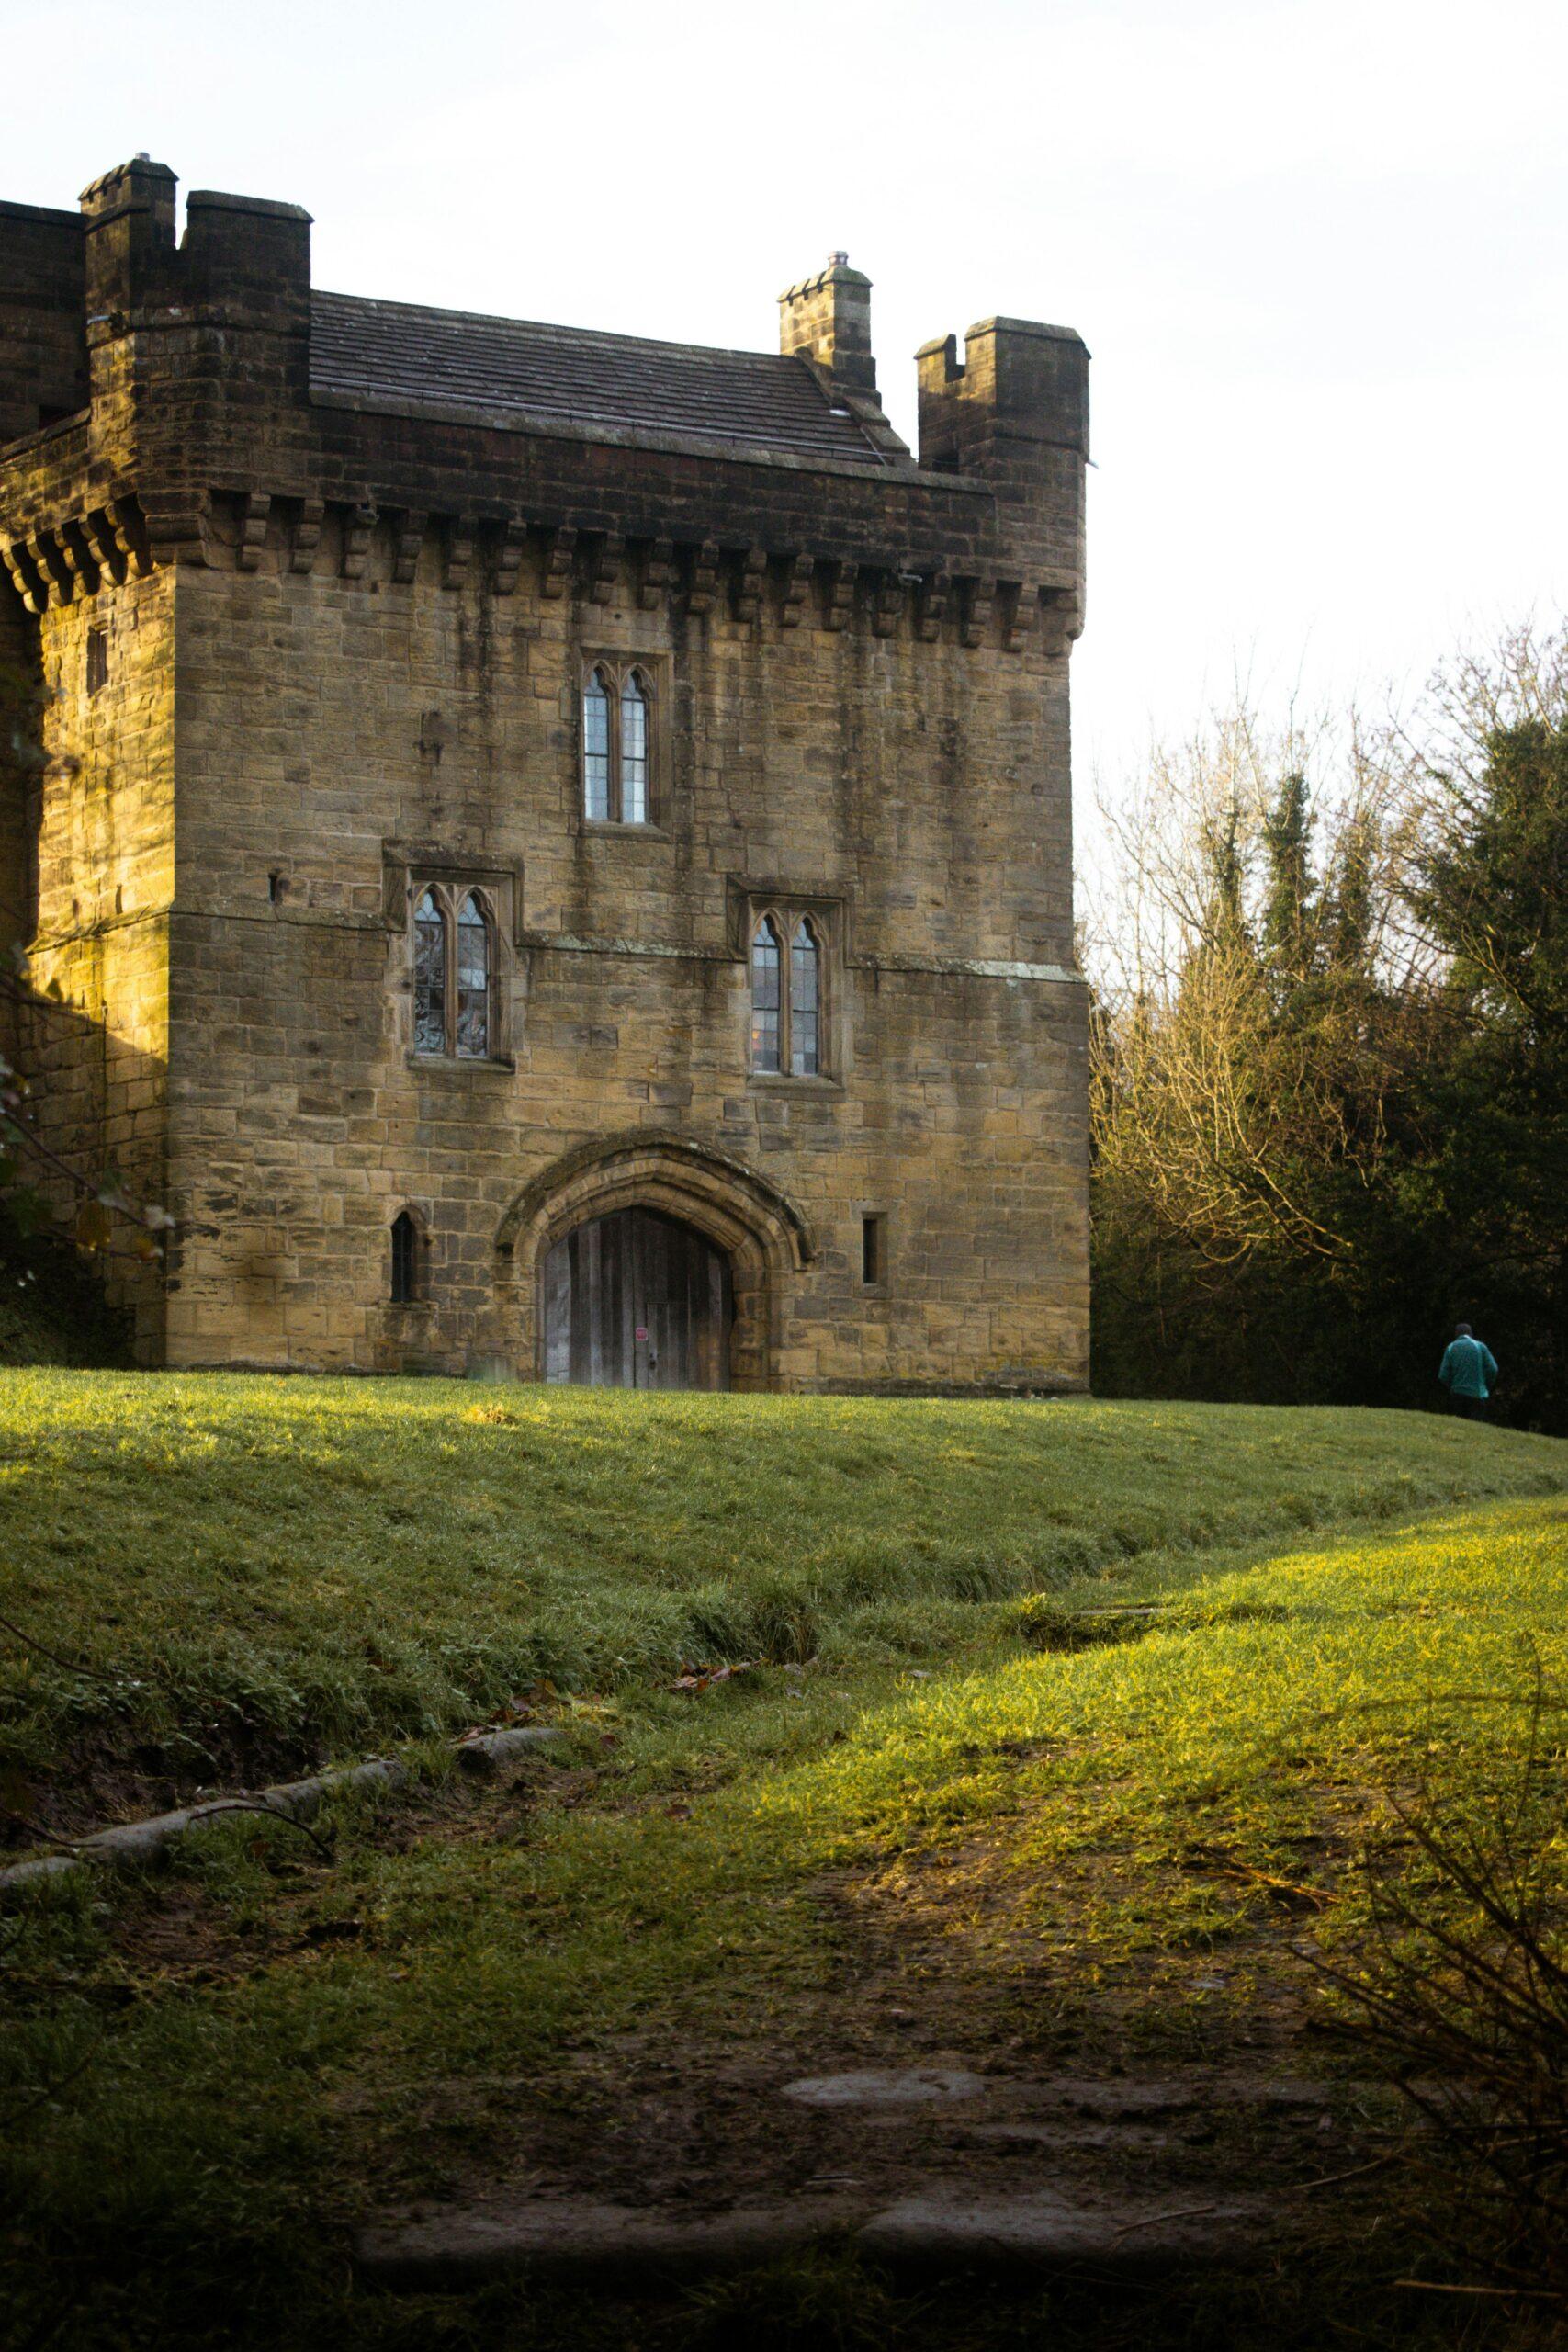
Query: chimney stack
778 252 876 396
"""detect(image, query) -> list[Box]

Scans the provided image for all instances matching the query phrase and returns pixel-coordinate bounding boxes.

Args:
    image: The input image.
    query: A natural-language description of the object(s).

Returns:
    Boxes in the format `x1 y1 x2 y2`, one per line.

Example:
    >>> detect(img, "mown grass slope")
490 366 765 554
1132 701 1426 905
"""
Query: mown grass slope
2 1371 1563 1799
5 1450 1567 2350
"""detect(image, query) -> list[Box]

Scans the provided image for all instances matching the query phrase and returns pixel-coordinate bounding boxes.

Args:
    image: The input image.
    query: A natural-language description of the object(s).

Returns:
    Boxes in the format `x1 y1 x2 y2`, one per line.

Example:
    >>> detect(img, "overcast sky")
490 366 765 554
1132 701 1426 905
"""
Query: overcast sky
8 0 1565 819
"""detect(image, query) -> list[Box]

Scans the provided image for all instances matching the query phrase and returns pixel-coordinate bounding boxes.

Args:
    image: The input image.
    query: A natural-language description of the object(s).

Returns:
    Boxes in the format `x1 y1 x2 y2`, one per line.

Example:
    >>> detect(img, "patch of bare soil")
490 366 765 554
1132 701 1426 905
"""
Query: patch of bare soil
364 1781 1409 2281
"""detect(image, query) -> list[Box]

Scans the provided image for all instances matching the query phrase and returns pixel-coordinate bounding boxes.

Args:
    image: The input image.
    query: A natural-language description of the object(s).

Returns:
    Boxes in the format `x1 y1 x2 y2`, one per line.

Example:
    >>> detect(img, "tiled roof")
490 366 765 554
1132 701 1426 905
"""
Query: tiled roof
310 292 893 467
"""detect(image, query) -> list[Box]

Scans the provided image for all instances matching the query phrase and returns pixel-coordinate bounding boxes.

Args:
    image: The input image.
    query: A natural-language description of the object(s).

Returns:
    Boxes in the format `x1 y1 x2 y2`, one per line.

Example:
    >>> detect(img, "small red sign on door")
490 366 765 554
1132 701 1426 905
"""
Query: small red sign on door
635 1326 649 1342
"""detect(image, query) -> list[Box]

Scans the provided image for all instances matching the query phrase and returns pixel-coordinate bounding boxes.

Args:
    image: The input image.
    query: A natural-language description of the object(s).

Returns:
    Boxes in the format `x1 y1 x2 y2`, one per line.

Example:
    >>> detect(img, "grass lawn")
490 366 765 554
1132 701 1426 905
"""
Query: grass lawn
3 1377 1567 2350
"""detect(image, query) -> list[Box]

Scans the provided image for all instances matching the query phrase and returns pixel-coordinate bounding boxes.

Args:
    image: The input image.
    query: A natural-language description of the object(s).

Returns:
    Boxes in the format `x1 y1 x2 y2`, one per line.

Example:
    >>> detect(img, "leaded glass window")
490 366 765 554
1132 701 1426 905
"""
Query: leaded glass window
620 673 649 825
750 918 782 1073
583 669 612 821
414 890 447 1055
456 892 491 1058
790 921 820 1076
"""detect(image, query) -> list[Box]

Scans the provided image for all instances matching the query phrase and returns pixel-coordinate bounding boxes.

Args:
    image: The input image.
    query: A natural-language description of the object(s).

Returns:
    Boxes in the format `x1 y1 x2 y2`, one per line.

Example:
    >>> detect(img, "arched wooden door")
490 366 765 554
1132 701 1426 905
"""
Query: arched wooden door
541 1207 732 1389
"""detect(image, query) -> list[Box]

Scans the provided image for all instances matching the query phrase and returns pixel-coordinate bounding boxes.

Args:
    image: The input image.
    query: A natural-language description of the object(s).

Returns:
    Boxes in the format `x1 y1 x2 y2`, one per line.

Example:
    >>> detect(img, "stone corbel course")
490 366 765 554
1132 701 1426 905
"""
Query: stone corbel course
2 487 1068 654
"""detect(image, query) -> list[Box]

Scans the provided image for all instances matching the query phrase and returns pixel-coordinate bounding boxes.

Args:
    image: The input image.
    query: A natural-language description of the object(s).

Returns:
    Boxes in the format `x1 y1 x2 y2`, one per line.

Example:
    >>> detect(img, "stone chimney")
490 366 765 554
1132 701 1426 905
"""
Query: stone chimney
778 252 876 396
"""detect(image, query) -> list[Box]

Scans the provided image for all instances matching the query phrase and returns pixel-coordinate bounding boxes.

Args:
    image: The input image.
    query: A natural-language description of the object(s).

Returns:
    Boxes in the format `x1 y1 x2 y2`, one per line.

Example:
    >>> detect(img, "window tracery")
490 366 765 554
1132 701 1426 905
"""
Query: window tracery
748 903 832 1077
410 883 496 1058
581 660 657 824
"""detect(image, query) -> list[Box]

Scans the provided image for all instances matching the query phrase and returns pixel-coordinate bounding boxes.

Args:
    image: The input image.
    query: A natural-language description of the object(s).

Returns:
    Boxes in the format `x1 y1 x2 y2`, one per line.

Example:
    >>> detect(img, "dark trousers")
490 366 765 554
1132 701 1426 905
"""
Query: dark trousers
1448 1393 1489 1420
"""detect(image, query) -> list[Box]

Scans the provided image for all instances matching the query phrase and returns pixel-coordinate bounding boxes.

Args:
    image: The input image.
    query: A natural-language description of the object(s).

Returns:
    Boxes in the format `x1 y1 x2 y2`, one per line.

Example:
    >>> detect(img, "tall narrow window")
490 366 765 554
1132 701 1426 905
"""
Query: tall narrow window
390 1211 419 1305
85 628 108 696
455 892 491 1058
413 890 447 1056
582 670 612 821
862 1213 886 1286
790 921 820 1077
620 672 649 825
750 918 782 1073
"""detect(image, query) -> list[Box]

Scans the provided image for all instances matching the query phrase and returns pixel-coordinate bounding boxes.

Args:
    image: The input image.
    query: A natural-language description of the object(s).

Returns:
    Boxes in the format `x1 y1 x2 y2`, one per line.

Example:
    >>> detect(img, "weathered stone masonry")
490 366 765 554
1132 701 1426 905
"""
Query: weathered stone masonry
0 159 1089 1390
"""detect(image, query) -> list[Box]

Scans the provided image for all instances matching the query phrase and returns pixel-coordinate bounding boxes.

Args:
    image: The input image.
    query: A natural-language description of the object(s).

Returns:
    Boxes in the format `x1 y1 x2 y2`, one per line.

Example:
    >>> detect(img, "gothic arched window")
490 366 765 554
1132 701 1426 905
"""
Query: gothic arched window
619 671 650 824
582 668 613 821
750 918 783 1073
412 884 497 1058
390 1210 420 1305
581 660 657 824
790 920 820 1077
748 902 832 1077
413 889 447 1056
456 892 491 1058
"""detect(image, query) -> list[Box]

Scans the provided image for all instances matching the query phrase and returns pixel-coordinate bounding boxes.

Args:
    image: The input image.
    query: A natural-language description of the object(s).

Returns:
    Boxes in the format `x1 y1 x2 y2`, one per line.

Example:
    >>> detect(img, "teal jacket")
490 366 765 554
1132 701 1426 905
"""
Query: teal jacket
1439 1336 1498 1399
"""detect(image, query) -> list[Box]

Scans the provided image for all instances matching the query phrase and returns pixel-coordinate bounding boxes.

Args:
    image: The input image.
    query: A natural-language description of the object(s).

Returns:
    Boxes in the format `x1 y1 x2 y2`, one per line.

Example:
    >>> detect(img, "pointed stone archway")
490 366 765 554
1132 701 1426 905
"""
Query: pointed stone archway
495 1131 815 1392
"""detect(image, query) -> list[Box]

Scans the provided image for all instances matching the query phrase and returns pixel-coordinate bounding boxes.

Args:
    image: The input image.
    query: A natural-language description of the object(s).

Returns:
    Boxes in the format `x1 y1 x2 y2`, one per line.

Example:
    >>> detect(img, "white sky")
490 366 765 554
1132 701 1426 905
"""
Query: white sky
7 0 1566 821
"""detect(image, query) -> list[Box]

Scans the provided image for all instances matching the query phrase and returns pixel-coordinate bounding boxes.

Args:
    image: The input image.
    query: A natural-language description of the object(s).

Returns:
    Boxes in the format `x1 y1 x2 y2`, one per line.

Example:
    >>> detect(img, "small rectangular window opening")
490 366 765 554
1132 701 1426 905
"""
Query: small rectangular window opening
85 628 108 696
390 1213 419 1306
862 1213 886 1287
268 870 283 904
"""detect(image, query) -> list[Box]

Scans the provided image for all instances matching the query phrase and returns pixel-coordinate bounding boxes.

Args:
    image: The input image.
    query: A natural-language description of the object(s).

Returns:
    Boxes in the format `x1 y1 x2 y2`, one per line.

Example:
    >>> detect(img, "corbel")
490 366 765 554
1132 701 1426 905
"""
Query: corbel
1038 583 1083 658
389 510 426 585
961 575 996 649
340 503 378 581
138 488 214 568
31 532 77 603
492 515 526 596
639 537 673 612
236 491 272 573
59 520 103 598
1002 582 1035 655
686 540 720 616
587 531 622 606
83 507 131 586
540 525 577 599
779 551 813 628
109 495 154 579
915 571 949 642
289 497 324 575
822 559 856 632
734 545 767 627
872 569 905 639
442 516 474 592
1 543 47 615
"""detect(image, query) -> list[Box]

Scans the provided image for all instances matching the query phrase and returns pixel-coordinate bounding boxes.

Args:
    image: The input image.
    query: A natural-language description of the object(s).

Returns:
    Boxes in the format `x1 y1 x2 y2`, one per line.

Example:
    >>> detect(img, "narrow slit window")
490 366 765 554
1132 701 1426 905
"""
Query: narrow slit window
85 628 108 696
390 1211 419 1304
862 1213 886 1286
619 673 650 825
413 889 447 1055
583 670 612 821
750 919 783 1073
455 893 491 1058
790 921 820 1076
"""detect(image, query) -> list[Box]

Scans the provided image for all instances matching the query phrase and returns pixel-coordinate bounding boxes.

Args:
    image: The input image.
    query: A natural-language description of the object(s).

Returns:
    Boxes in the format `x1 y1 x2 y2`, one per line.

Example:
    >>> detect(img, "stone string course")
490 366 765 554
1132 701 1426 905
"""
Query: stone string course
0 155 1090 1391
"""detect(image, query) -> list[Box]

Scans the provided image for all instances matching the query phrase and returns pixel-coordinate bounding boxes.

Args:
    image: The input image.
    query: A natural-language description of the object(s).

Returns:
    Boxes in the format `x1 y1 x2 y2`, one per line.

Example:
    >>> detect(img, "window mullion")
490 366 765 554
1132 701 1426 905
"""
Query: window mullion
609 671 622 824
776 908 791 1073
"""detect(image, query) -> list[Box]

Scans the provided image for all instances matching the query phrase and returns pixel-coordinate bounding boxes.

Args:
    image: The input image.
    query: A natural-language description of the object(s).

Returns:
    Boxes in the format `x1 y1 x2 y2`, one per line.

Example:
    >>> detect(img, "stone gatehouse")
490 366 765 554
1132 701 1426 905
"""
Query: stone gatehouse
0 154 1089 1393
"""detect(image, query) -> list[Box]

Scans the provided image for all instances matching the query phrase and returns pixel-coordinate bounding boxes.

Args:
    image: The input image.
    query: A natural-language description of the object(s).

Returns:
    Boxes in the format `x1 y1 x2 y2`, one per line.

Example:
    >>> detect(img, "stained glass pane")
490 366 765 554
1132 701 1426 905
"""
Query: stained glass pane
583 672 611 820
414 889 446 1055
620 673 649 824
456 893 490 1058
791 920 820 1076
750 918 782 1073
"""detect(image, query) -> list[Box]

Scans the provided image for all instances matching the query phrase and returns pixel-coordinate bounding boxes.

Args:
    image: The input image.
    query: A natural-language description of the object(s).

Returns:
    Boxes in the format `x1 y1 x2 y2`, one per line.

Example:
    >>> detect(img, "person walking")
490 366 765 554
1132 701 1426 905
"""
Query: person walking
1438 1323 1499 1419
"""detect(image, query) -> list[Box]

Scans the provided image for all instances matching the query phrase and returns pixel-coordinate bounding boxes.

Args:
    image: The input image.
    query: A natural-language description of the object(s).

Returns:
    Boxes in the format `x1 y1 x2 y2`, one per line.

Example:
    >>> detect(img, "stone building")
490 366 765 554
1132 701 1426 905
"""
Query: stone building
0 154 1089 1392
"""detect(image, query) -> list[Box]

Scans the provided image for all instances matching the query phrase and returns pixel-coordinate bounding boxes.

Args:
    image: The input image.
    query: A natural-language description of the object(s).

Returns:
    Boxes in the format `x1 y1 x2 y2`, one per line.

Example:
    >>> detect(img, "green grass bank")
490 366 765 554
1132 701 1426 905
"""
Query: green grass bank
2 1373 1564 1802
